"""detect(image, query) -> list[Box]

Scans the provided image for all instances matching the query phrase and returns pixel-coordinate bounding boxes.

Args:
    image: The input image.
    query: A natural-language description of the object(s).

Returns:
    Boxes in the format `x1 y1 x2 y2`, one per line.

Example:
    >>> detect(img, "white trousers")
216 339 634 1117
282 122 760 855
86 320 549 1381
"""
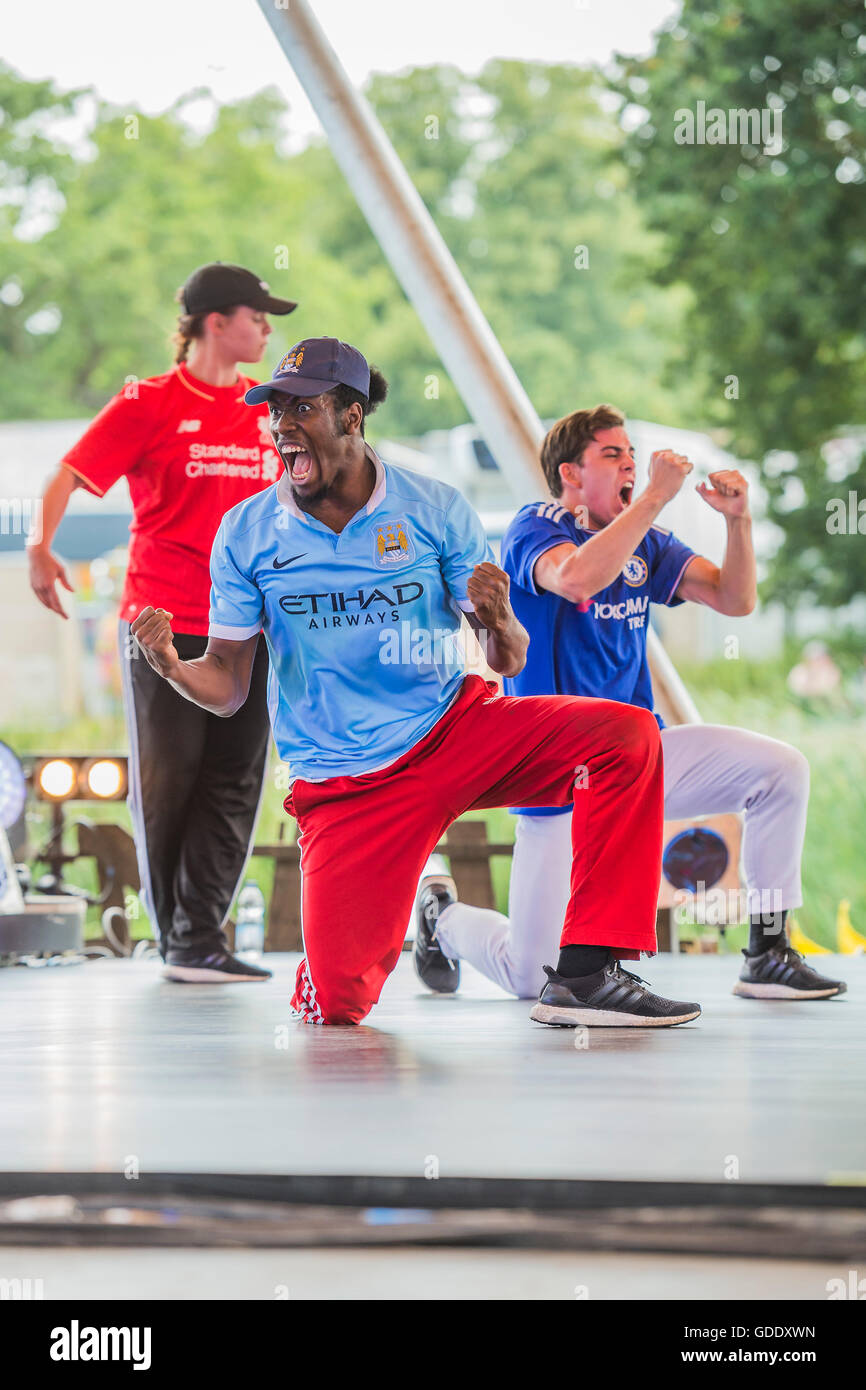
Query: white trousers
434 723 810 998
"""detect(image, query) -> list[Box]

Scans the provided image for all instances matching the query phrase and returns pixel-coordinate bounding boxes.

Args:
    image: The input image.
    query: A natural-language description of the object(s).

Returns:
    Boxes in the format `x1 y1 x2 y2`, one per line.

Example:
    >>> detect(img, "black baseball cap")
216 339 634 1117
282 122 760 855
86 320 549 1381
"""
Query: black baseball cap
244 338 370 405
180 262 297 316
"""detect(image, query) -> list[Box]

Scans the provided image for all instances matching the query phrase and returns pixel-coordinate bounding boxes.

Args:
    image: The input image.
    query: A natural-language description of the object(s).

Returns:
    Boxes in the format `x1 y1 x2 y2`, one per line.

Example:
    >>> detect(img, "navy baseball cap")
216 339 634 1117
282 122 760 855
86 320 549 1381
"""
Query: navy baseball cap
244 338 370 406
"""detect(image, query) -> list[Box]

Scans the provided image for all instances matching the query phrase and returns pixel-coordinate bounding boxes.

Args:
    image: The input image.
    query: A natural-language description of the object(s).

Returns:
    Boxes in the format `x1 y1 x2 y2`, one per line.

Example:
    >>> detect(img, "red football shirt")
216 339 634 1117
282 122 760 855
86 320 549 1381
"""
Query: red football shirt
62 366 281 634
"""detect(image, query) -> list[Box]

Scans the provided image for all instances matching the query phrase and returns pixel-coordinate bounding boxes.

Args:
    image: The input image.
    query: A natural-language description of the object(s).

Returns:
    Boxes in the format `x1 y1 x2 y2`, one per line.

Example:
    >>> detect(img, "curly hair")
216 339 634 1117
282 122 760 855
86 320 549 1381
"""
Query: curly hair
329 367 389 438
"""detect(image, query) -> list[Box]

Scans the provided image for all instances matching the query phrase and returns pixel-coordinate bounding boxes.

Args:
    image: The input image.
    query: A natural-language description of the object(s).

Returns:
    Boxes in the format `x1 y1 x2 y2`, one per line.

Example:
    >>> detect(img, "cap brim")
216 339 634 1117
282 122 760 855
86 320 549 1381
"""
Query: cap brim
244 375 339 405
259 295 297 315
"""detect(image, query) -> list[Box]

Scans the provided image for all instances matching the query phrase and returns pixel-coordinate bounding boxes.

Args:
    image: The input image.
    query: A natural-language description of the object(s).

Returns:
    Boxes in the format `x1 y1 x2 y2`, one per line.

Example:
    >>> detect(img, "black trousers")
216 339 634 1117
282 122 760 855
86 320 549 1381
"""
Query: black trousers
119 624 271 955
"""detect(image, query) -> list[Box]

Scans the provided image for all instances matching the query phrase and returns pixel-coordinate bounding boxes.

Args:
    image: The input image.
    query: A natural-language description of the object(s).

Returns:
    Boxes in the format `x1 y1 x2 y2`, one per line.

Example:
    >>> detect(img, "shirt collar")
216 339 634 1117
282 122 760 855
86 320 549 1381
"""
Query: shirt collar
176 364 247 404
276 443 386 522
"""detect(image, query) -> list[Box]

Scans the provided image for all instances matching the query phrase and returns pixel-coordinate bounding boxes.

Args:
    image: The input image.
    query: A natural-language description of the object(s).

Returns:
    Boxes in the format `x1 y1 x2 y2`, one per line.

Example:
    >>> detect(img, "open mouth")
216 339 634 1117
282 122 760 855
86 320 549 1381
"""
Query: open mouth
619 482 634 506
279 441 314 484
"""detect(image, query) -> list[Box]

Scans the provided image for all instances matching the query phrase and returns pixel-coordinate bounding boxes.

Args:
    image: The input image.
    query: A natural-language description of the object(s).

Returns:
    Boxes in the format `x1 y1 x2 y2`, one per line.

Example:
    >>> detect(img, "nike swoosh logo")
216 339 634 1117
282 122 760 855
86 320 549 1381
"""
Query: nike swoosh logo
272 554 307 569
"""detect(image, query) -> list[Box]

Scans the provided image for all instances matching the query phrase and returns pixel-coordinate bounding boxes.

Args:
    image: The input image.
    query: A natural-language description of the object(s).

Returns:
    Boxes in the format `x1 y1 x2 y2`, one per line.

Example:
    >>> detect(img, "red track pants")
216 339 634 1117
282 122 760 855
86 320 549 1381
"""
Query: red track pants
285 676 664 1024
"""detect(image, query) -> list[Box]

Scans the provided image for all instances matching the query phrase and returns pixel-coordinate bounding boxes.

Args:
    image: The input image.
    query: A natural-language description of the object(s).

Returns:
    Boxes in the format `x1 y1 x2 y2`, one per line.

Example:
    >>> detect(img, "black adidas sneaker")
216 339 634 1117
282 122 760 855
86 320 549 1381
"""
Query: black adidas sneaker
413 880 460 994
733 943 846 1000
163 949 272 983
530 961 702 1028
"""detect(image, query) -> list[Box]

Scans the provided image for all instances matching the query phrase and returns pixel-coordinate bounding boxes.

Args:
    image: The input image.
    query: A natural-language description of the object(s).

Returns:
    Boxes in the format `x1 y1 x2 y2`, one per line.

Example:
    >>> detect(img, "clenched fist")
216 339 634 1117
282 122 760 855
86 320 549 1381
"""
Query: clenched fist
646 450 693 505
697 469 750 519
131 606 181 678
467 561 511 632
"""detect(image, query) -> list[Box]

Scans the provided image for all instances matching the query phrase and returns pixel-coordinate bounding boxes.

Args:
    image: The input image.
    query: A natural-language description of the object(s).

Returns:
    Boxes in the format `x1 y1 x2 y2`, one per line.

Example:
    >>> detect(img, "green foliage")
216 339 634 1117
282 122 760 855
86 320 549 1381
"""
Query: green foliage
465 61 704 424
0 57 701 439
613 1 866 616
0 65 82 219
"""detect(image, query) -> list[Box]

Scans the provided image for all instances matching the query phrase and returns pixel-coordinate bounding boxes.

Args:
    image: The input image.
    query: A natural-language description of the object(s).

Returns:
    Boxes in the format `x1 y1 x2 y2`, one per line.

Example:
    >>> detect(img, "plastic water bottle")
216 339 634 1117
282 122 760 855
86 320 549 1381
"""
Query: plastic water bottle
235 881 266 958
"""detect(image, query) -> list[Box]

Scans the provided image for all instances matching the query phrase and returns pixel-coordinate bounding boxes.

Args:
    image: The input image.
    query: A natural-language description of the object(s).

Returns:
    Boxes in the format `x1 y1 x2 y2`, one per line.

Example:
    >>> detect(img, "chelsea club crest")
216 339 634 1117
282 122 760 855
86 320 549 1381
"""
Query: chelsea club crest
622 555 648 586
373 518 415 567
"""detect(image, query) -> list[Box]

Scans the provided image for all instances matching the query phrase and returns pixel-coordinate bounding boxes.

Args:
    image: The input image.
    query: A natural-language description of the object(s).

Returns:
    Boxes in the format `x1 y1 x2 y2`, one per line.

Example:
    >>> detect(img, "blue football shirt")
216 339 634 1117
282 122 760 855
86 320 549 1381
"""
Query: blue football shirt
208 446 493 782
501 499 696 814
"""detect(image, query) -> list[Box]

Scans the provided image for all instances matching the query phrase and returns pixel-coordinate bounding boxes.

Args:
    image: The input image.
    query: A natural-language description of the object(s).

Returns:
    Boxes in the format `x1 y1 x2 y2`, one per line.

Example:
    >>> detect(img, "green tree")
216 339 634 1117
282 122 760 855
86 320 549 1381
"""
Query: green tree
466 59 703 426
0 84 386 417
0 59 699 448
0 64 83 384
613 1 866 620
357 59 707 434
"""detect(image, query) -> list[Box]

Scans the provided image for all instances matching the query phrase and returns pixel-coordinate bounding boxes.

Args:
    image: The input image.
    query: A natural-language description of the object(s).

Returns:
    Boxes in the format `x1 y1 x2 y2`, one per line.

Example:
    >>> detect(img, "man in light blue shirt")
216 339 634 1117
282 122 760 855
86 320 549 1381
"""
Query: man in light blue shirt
208 407 493 783
132 341 699 1029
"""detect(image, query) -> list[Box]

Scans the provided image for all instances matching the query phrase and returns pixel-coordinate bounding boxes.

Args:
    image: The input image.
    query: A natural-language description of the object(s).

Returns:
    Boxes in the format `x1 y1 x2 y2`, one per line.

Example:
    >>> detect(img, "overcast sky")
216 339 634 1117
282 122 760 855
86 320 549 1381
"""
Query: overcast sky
7 0 679 138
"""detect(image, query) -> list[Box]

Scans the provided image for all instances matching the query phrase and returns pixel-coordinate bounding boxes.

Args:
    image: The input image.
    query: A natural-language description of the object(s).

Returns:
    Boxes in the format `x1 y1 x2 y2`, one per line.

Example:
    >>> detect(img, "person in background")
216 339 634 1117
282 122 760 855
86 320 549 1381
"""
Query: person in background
29 263 297 982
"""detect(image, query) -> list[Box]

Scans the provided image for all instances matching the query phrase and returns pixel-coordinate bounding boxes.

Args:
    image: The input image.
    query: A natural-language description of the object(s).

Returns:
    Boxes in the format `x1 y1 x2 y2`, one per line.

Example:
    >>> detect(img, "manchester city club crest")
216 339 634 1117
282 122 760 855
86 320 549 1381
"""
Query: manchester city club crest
622 555 649 586
278 346 305 373
373 518 415 567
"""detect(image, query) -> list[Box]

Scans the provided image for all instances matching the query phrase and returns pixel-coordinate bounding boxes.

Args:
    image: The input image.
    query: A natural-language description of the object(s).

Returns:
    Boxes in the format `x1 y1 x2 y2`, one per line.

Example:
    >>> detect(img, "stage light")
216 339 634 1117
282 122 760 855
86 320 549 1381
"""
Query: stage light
23 754 132 913
28 755 129 804
38 759 77 801
83 759 126 800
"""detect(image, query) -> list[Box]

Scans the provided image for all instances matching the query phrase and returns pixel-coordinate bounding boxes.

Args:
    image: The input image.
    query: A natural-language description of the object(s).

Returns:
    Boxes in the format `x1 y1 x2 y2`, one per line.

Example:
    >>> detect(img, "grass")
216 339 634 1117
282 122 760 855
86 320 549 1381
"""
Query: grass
5 655 863 952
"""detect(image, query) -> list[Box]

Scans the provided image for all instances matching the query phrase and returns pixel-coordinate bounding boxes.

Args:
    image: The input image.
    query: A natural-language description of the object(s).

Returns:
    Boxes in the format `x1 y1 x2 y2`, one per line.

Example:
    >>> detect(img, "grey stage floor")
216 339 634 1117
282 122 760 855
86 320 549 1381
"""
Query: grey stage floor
0 1245 847 1301
1 952 863 1184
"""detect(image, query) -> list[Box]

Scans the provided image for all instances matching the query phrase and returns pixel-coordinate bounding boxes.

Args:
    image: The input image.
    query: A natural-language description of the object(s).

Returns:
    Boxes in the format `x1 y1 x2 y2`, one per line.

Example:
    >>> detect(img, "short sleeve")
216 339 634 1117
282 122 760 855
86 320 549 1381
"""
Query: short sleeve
439 490 494 612
501 503 577 595
61 391 155 497
649 530 698 607
208 518 264 640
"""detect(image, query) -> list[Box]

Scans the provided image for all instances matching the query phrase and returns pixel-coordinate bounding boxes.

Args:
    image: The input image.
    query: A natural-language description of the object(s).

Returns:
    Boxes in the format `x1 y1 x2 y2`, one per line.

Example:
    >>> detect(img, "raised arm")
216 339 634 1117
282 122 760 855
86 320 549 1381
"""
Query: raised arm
28 466 79 618
534 451 692 603
674 470 756 616
130 606 260 716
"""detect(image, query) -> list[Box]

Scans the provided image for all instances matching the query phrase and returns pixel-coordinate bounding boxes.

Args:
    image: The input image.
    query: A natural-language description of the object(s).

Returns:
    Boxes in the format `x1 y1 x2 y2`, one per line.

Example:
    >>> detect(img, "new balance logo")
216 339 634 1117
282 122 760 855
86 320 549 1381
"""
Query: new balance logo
177 419 202 433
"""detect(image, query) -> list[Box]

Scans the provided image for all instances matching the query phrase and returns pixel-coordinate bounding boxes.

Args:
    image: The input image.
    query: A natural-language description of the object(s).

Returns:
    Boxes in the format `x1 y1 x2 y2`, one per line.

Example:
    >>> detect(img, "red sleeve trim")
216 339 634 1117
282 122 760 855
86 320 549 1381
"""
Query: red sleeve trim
62 462 106 498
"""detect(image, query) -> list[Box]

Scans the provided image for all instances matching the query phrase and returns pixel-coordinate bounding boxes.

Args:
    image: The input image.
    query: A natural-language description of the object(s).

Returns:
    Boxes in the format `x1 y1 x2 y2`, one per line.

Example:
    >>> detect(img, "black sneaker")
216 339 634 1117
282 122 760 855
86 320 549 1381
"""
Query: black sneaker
529 960 702 1028
733 943 846 1000
413 880 460 994
163 949 272 983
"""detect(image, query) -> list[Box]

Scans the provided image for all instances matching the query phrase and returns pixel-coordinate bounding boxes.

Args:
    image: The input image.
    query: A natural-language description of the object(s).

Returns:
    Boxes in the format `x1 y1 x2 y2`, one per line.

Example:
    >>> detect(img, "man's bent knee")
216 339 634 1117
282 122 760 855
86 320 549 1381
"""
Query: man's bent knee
291 956 383 1026
771 740 810 795
610 704 661 763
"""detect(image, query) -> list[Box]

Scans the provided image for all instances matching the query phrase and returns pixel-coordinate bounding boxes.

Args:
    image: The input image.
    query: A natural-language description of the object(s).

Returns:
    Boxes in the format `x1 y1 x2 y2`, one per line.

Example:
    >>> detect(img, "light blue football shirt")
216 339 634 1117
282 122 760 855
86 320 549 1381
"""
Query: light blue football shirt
208 446 493 782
